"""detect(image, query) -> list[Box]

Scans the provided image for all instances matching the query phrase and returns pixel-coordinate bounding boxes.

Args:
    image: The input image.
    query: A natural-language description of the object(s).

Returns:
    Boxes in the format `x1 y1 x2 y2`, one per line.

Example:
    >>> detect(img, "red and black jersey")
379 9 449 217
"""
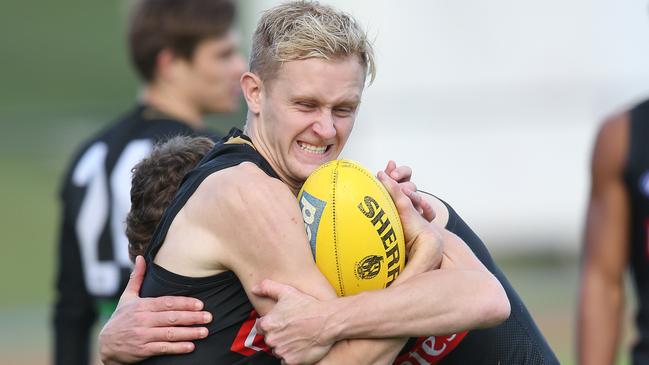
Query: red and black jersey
54 104 216 365
625 100 649 365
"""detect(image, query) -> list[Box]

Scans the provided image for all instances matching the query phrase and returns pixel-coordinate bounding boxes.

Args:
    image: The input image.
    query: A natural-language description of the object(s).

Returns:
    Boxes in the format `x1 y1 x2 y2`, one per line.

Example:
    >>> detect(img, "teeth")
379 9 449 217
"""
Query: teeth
298 142 327 154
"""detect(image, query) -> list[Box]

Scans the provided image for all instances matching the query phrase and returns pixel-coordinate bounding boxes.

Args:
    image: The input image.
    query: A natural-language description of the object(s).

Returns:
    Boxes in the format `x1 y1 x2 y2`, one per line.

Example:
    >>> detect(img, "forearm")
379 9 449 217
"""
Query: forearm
323 268 508 341
578 268 624 365
316 338 407 365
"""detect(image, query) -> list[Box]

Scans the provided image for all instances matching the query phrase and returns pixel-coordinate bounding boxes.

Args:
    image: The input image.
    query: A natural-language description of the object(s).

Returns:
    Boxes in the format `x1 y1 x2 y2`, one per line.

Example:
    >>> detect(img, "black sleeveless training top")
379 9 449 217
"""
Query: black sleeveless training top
139 129 279 364
138 128 558 364
626 100 649 365
430 198 559 365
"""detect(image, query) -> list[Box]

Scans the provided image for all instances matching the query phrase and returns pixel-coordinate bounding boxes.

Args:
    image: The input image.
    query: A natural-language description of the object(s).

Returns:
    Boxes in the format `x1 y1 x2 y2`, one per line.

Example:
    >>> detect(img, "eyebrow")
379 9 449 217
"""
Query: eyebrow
290 95 361 106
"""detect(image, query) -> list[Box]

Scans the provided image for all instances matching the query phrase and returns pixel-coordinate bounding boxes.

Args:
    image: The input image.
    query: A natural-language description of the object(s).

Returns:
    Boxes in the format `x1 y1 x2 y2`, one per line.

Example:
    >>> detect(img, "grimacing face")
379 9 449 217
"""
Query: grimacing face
249 56 366 191
179 31 246 113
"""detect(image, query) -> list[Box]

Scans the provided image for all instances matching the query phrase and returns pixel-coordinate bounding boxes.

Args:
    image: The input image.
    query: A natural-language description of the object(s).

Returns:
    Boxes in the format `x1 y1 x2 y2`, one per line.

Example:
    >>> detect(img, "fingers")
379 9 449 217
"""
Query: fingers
404 189 436 222
389 165 412 183
251 279 293 301
399 181 417 194
139 341 196 358
139 309 213 327
142 326 209 343
383 160 396 175
256 315 279 338
121 256 146 301
142 296 204 312
378 171 418 217
418 193 436 222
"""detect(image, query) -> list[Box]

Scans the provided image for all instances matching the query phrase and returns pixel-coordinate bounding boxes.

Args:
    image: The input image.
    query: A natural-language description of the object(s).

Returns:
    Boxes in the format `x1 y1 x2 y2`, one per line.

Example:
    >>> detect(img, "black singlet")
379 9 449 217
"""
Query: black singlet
428 197 558 364
139 128 558 364
625 100 649 365
139 129 279 364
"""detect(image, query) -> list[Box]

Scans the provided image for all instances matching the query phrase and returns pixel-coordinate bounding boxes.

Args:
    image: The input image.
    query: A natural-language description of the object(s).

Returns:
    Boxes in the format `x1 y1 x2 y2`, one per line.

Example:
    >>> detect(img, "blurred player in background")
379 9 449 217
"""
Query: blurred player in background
53 0 245 363
578 100 649 365
98 2 558 364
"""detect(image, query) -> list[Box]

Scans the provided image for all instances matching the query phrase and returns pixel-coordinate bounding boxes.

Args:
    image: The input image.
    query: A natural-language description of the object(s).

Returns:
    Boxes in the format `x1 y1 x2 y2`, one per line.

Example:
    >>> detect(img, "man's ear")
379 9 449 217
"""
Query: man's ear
154 48 181 82
241 71 263 114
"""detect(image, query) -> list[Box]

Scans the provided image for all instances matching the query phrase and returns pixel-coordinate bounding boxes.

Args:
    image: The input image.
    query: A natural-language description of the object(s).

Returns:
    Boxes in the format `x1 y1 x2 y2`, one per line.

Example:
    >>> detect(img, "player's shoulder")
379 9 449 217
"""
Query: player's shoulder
196 162 291 210
598 110 628 142
592 110 629 176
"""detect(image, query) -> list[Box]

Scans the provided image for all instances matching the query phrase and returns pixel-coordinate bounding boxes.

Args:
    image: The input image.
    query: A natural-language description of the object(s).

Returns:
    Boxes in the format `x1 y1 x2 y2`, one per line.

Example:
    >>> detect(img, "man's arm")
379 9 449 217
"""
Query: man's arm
578 114 630 365
246 170 509 364
98 257 213 365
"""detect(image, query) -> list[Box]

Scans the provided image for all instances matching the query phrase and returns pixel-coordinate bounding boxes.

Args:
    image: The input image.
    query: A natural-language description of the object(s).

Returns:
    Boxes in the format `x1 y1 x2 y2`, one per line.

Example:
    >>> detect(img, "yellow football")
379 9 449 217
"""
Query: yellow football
298 159 405 297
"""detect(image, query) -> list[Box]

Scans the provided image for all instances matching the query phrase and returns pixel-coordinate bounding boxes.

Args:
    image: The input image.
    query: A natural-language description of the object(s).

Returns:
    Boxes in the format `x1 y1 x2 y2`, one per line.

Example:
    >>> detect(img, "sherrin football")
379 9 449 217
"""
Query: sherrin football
298 159 405 296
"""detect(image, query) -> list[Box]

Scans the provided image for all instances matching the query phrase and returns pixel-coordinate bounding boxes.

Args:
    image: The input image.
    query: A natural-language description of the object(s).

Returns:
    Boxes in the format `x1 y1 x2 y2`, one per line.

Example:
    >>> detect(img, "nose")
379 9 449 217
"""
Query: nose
312 110 336 139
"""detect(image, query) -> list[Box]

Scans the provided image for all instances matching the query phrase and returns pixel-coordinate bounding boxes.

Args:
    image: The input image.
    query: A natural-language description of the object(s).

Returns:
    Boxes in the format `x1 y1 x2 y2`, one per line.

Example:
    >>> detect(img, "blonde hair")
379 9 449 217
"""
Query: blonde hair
250 1 375 84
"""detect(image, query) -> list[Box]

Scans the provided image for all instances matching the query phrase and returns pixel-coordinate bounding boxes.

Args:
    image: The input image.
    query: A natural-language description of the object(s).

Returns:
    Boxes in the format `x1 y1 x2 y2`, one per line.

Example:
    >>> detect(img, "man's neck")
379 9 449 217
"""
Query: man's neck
244 121 302 196
141 86 205 130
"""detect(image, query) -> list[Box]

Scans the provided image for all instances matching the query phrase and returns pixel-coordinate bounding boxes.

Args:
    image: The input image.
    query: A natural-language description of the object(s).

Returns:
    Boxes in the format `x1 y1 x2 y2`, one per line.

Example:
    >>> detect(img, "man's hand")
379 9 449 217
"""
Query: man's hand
378 171 443 272
98 256 212 365
252 280 334 365
382 160 435 222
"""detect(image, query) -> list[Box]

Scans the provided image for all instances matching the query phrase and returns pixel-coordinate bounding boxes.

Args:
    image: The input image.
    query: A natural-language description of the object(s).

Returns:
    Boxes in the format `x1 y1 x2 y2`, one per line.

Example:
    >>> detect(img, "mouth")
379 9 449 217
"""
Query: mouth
297 141 331 155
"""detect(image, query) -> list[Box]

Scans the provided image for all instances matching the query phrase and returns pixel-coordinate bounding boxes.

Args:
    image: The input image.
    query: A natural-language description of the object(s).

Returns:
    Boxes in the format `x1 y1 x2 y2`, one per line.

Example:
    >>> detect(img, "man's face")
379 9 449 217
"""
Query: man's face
178 31 246 113
255 57 365 188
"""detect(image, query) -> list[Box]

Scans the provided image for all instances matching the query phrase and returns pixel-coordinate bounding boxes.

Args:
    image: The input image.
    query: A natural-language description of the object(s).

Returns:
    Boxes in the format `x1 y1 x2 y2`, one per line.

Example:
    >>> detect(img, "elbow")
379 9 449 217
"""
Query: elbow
478 275 510 328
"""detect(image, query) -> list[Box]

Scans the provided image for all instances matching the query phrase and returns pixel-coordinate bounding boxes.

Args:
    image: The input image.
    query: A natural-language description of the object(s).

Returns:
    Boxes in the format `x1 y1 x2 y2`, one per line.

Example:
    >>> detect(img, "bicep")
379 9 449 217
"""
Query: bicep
582 117 630 281
213 175 337 315
583 170 629 281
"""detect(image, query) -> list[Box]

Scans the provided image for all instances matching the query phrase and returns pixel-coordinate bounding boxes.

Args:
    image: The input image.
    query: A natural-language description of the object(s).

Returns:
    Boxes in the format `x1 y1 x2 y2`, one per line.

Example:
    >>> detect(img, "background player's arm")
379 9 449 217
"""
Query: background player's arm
578 114 630 365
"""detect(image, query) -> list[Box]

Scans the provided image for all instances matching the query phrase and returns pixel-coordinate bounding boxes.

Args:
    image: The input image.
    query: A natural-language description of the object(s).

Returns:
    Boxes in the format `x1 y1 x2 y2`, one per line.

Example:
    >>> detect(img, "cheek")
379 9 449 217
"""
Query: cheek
197 62 226 85
336 120 355 140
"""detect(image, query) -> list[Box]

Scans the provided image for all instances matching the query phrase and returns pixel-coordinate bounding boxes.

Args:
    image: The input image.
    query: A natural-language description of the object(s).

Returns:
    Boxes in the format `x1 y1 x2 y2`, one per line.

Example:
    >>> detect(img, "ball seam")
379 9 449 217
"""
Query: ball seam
331 160 345 296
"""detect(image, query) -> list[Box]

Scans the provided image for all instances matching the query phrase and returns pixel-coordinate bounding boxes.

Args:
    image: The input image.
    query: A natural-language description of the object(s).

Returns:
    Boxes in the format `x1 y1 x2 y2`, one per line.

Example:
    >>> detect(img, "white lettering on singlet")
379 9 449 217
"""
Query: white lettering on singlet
110 140 153 267
408 351 431 365
244 318 265 352
422 336 445 357
72 139 152 296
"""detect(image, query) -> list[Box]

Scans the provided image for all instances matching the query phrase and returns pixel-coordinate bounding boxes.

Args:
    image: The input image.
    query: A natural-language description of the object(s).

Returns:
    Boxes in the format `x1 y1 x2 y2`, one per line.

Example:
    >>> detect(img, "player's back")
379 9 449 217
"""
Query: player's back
440 202 558 364
393 196 559 365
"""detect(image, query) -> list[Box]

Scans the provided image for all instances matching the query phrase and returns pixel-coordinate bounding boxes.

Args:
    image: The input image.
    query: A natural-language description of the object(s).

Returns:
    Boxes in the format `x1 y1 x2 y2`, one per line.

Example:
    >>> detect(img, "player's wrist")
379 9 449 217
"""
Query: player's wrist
325 292 380 341
321 295 358 342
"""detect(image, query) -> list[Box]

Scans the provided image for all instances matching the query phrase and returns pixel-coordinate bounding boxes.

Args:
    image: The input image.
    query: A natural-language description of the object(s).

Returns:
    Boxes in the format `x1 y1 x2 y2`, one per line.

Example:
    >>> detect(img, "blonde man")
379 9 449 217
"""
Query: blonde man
100 2 557 364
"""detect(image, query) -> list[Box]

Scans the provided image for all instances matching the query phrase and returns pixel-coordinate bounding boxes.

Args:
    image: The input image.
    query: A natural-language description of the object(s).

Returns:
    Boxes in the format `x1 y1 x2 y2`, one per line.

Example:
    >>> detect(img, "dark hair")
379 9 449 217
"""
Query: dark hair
128 0 236 81
127 135 215 261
